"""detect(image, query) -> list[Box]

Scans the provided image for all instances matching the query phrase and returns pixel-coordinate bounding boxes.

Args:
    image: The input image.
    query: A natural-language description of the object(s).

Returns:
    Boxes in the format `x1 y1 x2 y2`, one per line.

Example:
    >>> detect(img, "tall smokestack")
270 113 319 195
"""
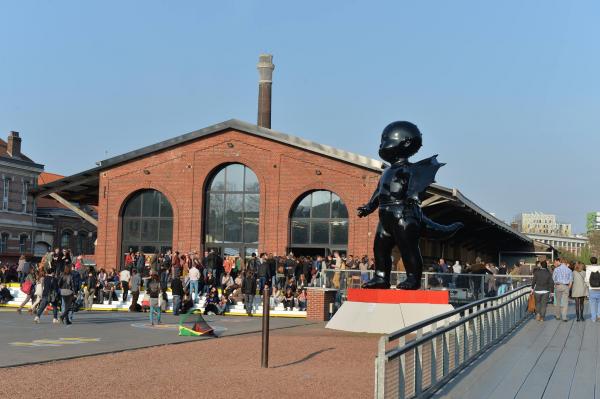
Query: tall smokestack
7 131 21 158
257 54 274 129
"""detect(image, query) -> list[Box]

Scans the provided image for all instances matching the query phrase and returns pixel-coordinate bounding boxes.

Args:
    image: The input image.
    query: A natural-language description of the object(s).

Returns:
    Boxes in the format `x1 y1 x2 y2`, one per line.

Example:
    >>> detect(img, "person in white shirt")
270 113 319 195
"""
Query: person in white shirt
453 261 462 274
188 265 201 304
119 268 131 302
585 256 600 322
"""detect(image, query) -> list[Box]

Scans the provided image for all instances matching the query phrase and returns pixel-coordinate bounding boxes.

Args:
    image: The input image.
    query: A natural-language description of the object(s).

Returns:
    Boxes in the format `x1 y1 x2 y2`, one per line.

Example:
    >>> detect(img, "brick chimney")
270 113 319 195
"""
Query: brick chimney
257 54 274 129
7 131 21 158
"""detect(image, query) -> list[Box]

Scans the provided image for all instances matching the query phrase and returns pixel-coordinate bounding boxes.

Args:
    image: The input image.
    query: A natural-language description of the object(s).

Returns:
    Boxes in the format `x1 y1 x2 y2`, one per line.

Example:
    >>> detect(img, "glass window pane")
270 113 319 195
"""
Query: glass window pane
293 195 311 218
331 193 349 218
225 164 244 192
244 218 259 243
311 221 329 244
141 220 159 242
123 194 142 217
142 191 160 217
244 168 259 192
124 220 137 242
142 245 158 254
160 195 173 218
158 220 173 242
311 191 331 218
224 193 243 242
331 221 348 245
207 193 224 243
210 168 226 191
245 194 259 215
291 220 309 245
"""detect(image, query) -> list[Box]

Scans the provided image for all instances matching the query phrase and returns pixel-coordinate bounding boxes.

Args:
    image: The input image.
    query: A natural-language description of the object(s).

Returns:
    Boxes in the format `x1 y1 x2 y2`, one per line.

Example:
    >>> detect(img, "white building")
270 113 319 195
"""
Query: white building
514 212 572 236
527 233 588 257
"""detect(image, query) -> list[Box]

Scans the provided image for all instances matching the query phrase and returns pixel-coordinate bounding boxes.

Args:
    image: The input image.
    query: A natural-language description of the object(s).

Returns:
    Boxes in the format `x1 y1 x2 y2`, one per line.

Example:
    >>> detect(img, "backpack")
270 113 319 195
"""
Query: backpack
590 271 600 288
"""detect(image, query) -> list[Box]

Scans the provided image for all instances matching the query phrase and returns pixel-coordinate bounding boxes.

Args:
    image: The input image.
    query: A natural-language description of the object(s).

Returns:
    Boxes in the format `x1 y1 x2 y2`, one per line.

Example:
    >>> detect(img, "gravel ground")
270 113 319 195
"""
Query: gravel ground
0 324 379 399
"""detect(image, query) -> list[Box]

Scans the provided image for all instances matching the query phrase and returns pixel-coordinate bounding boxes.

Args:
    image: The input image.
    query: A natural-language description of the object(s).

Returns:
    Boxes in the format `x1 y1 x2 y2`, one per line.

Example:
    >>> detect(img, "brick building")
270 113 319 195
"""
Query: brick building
0 132 96 266
34 54 533 270
36 119 534 270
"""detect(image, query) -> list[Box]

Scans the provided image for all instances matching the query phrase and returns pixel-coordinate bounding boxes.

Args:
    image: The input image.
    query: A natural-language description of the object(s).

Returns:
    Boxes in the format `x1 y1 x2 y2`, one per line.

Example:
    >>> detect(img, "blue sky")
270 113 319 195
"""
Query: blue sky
1 1 598 232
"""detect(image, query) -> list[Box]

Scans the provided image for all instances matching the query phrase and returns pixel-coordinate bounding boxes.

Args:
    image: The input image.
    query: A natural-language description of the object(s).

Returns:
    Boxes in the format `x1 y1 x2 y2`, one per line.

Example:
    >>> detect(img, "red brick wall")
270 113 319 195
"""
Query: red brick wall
306 288 338 321
94 129 380 268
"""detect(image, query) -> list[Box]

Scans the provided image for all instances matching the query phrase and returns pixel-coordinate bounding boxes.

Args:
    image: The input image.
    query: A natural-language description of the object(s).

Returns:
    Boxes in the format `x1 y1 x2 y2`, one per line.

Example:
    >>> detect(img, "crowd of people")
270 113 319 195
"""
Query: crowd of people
531 256 600 322
8 248 359 326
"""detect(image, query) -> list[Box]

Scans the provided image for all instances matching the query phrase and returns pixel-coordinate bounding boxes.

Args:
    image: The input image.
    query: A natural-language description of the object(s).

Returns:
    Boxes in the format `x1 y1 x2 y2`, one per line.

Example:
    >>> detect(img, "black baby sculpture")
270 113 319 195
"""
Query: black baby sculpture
358 121 463 290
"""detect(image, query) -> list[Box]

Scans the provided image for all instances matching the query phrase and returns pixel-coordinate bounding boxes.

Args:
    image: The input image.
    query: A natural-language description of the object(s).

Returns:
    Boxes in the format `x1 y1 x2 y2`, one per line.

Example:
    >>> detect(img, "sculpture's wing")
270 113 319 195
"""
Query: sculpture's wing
407 155 445 197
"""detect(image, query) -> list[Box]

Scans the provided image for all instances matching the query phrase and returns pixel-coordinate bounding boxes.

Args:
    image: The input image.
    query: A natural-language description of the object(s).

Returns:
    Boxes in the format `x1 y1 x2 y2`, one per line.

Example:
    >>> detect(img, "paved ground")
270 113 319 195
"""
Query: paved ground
434 304 600 399
0 316 379 399
0 309 312 367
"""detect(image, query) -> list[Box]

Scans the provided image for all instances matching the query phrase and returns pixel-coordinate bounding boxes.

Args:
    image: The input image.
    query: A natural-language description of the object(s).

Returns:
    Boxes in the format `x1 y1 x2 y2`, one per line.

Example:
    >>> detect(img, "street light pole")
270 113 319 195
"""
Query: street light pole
261 285 270 368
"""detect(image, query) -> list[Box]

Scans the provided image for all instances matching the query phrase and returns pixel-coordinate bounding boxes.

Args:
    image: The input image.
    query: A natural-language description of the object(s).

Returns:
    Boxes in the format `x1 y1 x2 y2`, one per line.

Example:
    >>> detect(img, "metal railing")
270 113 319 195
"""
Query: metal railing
315 269 532 304
374 284 532 399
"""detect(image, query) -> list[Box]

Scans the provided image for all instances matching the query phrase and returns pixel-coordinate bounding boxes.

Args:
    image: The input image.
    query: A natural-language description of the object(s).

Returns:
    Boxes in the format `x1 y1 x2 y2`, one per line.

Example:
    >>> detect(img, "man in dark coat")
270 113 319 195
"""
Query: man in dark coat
242 271 257 316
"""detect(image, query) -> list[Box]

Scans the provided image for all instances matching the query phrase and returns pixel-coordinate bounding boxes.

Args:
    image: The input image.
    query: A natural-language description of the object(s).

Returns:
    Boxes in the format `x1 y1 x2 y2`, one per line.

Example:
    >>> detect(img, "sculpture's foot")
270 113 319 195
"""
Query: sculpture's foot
396 275 421 290
361 276 391 289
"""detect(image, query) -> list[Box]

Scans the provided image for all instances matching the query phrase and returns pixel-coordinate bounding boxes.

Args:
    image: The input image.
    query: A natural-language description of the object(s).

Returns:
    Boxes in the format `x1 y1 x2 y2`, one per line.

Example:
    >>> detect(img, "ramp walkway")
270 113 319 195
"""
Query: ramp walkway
433 305 599 399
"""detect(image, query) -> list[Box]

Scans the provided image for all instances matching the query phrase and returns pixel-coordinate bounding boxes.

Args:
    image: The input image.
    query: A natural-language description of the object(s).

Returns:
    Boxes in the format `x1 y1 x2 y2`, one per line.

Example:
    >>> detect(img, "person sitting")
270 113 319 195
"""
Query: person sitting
285 277 297 294
204 286 222 315
180 292 194 314
283 287 295 311
0 283 13 304
297 288 307 311
221 272 234 295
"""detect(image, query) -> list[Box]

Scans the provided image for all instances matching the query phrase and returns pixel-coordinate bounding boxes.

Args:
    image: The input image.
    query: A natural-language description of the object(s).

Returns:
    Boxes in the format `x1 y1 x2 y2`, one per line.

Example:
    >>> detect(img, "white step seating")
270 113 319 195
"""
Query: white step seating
3 286 306 318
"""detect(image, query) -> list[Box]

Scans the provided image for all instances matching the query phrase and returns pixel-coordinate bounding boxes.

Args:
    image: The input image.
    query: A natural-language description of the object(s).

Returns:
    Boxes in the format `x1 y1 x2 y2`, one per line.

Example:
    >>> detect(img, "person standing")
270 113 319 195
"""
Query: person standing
58 265 75 325
552 258 573 322
531 261 553 321
147 273 161 326
585 257 600 322
129 269 141 311
84 268 97 310
571 262 587 321
257 253 269 294
119 267 130 303
242 270 257 316
33 270 58 323
188 263 200 303
171 274 184 315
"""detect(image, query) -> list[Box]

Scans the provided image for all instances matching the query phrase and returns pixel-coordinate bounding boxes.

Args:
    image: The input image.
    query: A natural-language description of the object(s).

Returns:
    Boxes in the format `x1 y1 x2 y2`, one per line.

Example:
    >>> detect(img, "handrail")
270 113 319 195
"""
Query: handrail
386 284 531 341
374 284 532 399
386 287 531 360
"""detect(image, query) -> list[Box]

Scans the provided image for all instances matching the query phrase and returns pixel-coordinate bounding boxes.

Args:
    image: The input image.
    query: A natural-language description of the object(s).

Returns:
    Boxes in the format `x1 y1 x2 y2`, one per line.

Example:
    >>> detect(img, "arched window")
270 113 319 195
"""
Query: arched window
290 190 349 255
77 231 87 255
34 241 51 257
121 189 173 257
204 163 259 257
61 231 72 249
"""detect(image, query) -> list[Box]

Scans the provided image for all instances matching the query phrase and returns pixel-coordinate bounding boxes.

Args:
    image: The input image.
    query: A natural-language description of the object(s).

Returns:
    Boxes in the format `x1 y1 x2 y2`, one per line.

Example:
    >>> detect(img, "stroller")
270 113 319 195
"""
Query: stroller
71 289 85 313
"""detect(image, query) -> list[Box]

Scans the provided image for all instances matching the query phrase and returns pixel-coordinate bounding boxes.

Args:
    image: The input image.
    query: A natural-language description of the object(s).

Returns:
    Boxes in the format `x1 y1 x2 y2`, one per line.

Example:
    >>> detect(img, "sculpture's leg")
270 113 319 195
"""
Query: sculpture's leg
394 219 424 290
362 223 394 289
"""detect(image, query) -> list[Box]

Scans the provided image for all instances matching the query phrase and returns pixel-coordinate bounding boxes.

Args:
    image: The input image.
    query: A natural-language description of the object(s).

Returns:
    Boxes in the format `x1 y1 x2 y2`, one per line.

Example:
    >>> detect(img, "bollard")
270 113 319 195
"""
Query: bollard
261 285 270 368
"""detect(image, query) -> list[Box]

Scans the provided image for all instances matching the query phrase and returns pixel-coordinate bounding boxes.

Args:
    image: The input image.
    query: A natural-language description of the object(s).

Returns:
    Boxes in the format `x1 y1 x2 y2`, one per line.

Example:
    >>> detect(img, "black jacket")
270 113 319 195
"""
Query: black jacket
171 278 184 297
532 268 553 292
257 260 269 278
242 275 257 295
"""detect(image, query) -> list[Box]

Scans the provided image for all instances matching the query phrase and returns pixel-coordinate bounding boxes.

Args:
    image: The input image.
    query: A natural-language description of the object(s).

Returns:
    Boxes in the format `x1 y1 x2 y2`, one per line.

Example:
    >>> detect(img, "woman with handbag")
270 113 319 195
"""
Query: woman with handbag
58 265 75 325
531 261 553 321
571 262 587 321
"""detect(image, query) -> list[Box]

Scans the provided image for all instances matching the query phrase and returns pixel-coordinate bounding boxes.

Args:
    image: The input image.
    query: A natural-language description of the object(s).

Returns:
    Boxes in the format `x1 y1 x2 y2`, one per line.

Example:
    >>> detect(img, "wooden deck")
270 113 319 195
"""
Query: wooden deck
434 304 600 399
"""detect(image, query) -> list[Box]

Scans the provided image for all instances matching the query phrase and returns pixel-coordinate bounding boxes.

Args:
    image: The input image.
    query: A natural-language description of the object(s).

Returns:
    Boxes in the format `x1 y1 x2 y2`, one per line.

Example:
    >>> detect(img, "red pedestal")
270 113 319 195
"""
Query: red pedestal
347 288 449 304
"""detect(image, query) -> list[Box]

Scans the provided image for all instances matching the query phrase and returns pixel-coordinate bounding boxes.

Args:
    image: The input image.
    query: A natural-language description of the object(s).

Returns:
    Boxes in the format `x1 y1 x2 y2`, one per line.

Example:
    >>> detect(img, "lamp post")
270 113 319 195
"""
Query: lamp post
261 285 270 368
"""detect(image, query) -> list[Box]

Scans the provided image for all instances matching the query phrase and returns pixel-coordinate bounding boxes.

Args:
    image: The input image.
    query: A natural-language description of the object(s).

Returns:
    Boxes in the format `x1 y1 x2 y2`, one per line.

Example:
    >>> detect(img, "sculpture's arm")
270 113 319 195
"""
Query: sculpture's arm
357 181 380 218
